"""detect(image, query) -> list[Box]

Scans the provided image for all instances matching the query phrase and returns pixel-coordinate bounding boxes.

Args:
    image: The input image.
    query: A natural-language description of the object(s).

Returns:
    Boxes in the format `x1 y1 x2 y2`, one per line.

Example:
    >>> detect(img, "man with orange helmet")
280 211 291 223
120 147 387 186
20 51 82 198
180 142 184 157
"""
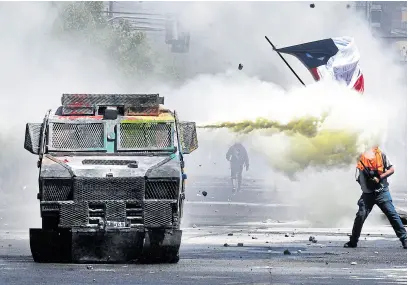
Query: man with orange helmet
344 146 407 249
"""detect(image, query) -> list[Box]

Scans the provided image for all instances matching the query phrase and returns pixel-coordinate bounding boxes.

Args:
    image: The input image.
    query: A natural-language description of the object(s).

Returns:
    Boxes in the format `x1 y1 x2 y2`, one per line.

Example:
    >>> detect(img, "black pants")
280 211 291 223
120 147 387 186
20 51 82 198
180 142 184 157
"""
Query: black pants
230 163 243 180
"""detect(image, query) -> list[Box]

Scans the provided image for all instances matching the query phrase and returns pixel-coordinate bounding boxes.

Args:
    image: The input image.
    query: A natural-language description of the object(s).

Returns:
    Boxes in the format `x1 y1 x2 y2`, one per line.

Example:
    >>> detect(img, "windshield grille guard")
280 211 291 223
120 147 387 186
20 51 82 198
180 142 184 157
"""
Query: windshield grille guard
46 120 175 152
47 121 107 152
117 121 174 151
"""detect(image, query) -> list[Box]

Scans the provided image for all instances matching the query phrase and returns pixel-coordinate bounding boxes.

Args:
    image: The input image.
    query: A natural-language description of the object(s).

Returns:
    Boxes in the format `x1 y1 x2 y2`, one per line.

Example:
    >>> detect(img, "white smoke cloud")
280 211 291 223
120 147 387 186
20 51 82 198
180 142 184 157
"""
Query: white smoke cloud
0 1 405 229
146 1 406 226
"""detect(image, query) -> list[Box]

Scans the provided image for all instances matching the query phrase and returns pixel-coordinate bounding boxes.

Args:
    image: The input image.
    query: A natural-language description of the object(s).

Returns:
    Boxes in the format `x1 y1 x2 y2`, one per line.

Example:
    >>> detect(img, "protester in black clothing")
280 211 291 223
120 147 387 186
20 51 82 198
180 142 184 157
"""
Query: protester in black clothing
226 142 249 194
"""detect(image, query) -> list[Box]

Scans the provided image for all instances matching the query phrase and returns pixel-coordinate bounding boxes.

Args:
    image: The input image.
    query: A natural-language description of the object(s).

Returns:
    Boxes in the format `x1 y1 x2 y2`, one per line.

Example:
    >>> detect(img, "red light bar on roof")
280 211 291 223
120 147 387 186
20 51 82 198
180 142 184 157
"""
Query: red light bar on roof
60 94 164 116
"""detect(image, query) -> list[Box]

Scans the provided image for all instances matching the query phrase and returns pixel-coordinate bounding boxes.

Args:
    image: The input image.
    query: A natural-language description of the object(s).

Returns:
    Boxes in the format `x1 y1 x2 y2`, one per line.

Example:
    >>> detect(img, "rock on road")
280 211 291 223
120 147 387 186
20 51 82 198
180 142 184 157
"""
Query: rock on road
0 176 406 285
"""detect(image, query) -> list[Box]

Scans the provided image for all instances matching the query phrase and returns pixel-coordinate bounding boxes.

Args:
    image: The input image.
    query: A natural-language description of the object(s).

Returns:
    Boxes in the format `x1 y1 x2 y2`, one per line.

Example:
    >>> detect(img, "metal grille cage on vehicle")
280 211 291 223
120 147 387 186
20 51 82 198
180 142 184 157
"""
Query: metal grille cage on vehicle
118 122 174 150
48 122 106 151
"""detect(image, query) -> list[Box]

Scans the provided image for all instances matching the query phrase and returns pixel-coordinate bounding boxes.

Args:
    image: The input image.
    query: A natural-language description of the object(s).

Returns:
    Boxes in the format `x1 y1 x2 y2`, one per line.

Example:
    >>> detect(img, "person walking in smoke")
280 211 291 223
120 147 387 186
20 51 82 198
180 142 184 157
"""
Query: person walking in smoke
344 145 407 249
226 142 249 195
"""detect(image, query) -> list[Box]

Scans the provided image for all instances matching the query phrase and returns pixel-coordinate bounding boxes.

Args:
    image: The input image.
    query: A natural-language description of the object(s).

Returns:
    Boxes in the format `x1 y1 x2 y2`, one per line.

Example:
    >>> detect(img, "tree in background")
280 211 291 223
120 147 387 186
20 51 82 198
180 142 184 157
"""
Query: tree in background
51 1 174 82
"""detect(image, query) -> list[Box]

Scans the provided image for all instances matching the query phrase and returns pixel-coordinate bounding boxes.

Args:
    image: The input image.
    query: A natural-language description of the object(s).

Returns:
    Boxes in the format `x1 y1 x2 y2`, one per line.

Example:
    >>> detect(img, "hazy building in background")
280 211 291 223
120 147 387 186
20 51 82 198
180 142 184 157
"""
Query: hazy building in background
355 1 407 63
102 1 407 70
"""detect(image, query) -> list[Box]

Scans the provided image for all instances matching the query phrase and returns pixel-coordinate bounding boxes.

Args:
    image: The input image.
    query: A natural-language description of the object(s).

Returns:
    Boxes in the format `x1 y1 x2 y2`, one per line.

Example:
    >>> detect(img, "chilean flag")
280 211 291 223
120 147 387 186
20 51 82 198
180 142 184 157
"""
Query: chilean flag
276 36 364 93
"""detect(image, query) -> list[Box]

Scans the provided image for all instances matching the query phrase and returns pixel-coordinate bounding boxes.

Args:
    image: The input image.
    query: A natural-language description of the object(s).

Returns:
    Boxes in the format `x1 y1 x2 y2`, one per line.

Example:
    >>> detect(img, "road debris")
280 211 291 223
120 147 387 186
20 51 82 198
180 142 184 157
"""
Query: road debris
309 236 317 243
284 249 291 255
202 191 207 197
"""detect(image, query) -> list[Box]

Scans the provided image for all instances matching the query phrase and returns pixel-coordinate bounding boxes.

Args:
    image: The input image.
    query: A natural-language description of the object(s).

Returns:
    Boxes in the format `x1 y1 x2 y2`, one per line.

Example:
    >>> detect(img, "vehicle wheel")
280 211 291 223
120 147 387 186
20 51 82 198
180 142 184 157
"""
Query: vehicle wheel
30 228 71 263
167 251 180 263
141 230 181 264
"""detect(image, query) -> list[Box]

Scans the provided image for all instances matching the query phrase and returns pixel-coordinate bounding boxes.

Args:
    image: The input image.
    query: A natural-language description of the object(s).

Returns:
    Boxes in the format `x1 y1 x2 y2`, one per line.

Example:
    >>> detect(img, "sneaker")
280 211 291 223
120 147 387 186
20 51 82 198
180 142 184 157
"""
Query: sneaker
344 241 357 248
402 239 407 249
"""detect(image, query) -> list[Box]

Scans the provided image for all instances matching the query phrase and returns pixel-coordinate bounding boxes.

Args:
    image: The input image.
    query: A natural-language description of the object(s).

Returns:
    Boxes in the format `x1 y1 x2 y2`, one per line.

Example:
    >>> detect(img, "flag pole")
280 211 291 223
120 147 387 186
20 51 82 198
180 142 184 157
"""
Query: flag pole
265 36 306 86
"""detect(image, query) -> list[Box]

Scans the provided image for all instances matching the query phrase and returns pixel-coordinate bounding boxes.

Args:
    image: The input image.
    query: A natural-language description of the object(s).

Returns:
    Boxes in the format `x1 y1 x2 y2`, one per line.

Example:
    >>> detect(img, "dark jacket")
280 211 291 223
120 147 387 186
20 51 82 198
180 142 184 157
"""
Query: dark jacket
226 143 249 168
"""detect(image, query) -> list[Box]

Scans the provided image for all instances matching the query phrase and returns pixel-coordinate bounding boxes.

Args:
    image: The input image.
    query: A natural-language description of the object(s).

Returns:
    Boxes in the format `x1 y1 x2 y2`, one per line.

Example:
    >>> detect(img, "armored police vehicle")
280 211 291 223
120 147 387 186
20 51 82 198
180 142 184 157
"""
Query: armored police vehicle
24 93 198 263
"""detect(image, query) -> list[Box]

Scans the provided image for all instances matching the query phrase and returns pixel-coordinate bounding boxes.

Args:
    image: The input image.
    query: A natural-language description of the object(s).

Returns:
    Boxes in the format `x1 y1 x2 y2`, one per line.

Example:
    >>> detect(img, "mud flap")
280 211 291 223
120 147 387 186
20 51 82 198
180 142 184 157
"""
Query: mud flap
30 228 144 263
141 229 182 263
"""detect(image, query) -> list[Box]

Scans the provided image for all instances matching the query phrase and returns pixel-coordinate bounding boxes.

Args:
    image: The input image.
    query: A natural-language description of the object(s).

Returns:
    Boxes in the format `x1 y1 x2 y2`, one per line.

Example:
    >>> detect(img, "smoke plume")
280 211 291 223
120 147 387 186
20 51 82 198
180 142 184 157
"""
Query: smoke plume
0 1 405 229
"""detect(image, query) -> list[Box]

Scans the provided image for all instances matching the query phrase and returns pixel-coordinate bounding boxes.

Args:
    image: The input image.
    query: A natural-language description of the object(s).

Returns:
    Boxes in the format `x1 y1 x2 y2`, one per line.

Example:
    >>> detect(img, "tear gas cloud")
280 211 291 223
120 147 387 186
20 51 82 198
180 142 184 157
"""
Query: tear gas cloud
0 2 405 229
148 1 406 226
0 2 129 229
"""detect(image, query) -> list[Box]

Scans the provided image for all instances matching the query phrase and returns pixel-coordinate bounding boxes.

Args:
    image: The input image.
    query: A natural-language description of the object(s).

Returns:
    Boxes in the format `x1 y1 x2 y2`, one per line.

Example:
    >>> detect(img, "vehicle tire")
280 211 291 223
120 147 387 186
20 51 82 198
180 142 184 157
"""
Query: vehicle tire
167 251 180 263
30 228 71 263
140 230 181 264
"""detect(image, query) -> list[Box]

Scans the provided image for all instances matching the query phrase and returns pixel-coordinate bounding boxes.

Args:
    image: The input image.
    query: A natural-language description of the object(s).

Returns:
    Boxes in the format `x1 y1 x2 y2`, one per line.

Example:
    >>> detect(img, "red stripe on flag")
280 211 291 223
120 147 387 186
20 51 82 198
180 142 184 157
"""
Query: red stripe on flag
310 67 320 81
353 74 364 94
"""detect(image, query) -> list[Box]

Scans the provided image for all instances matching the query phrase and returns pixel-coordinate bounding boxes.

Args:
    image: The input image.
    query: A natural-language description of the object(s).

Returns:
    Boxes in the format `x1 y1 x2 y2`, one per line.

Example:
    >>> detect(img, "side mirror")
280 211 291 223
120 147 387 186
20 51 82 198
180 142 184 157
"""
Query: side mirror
24 123 43 155
179 121 198 154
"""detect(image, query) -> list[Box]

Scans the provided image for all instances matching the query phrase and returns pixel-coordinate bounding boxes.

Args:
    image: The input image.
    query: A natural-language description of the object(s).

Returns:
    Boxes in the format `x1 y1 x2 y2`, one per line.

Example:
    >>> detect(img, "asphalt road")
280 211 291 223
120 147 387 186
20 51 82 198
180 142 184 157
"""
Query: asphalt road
0 177 406 285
